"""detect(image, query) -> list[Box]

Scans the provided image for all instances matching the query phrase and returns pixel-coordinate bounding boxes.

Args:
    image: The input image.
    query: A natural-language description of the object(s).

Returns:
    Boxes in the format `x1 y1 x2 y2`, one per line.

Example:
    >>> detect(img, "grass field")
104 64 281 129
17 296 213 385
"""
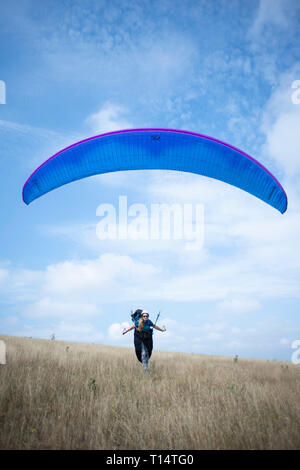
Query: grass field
0 334 299 450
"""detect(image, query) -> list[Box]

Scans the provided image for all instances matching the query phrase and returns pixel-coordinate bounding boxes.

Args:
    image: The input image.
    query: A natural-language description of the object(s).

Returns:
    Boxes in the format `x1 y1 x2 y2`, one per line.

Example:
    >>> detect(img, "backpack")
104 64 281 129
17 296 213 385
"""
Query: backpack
131 309 143 324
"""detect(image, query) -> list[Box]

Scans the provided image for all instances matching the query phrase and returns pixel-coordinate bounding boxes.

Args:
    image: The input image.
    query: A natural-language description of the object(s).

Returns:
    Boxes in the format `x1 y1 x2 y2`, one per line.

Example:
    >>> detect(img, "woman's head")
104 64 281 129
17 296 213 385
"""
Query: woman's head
142 310 149 320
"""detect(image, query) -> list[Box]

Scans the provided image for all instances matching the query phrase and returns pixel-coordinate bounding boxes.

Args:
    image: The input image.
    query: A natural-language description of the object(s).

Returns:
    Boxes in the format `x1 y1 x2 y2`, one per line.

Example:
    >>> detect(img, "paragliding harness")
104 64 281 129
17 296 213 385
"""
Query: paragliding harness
131 309 152 340
130 309 143 324
131 310 160 339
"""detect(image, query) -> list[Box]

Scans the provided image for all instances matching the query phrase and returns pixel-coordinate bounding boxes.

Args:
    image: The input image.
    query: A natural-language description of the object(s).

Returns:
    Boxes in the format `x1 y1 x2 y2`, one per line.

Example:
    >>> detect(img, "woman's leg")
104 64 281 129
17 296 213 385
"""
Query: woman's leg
141 342 149 373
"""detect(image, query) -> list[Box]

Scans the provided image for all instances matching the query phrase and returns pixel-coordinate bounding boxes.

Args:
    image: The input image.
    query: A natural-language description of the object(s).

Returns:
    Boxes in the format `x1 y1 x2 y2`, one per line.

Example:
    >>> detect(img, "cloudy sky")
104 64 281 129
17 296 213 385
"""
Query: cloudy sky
0 0 300 361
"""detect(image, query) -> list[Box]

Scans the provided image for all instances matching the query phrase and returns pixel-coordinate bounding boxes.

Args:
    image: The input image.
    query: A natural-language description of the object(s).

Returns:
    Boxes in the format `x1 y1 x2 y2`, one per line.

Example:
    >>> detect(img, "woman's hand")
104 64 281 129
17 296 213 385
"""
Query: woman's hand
154 325 166 332
123 325 134 335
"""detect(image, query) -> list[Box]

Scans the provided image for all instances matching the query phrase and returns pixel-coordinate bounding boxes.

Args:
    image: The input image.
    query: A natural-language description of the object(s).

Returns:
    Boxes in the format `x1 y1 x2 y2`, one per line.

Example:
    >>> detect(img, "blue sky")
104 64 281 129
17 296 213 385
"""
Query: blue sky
1 0 300 361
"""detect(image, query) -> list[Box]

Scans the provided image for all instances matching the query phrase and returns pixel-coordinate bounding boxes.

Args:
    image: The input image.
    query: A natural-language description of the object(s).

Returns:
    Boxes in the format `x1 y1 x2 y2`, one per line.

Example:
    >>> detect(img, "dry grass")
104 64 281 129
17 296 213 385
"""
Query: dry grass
0 334 300 450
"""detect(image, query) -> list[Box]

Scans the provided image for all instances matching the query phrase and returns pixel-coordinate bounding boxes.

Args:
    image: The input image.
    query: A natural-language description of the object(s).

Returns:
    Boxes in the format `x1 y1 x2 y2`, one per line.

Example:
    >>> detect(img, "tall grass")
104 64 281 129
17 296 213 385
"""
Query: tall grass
0 334 299 449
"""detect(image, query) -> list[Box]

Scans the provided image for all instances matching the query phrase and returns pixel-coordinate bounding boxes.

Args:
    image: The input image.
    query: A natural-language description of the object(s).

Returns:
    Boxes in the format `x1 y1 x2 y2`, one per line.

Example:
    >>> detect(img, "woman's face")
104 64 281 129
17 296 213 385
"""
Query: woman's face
142 314 149 321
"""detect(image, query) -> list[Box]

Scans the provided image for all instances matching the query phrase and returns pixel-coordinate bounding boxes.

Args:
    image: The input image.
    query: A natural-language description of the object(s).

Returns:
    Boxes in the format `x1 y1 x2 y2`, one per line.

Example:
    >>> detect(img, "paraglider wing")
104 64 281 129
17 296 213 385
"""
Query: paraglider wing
22 128 287 213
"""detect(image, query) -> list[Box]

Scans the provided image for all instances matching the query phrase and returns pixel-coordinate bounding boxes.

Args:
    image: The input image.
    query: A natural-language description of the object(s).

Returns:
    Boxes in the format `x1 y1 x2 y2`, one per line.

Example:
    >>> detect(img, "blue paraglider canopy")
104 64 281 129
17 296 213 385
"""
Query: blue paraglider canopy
22 128 287 213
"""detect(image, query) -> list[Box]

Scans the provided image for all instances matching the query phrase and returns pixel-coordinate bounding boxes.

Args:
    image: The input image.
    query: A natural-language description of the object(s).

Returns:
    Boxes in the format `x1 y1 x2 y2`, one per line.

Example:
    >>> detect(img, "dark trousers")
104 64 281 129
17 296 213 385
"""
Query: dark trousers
134 329 153 363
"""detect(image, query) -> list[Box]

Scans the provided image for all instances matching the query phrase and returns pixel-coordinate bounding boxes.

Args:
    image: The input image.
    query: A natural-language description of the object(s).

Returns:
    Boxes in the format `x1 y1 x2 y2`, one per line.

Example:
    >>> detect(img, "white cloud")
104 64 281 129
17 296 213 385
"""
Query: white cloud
15 321 104 343
280 338 290 345
85 102 134 134
53 320 104 342
217 298 261 315
202 322 224 332
108 322 129 340
0 118 82 173
42 253 159 299
231 327 241 335
0 268 8 284
207 332 222 341
23 297 99 319
0 119 58 137
250 0 290 37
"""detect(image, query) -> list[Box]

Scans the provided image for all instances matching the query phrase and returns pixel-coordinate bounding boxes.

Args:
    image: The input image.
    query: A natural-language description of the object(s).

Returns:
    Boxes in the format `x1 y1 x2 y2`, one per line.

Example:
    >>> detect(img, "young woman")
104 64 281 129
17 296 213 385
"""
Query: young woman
123 310 166 374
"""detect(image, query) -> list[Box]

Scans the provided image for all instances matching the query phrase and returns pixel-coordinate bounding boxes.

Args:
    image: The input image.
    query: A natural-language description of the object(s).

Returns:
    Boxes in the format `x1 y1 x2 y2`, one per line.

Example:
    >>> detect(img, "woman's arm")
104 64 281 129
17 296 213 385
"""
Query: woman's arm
153 325 166 332
123 325 135 335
